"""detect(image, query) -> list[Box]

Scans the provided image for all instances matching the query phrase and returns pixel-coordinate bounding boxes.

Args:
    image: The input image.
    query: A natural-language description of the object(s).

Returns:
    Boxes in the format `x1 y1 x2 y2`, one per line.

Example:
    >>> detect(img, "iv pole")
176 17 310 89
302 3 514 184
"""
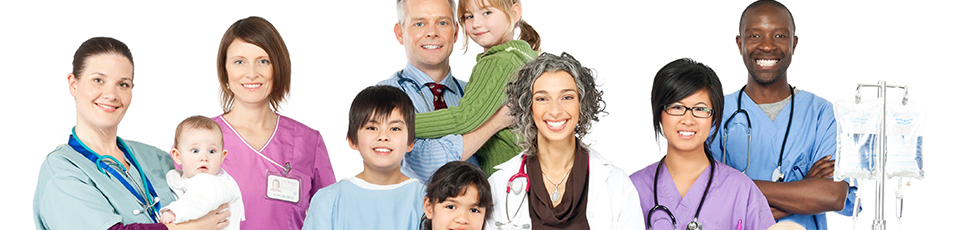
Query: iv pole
855 81 908 230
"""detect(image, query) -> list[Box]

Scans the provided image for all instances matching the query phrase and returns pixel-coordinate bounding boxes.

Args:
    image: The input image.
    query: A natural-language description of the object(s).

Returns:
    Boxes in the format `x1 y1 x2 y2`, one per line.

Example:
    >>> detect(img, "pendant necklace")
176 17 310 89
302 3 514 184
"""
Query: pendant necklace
542 171 569 202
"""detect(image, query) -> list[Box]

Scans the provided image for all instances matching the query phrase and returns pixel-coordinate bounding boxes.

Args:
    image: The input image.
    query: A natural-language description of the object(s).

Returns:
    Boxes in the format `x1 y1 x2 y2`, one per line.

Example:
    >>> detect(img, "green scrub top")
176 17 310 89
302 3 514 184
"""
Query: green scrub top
33 138 177 230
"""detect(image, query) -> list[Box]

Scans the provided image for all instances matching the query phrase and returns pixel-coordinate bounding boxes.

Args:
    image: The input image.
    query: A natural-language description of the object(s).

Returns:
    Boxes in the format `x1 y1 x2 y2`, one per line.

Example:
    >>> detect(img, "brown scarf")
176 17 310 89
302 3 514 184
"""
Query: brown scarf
526 142 590 230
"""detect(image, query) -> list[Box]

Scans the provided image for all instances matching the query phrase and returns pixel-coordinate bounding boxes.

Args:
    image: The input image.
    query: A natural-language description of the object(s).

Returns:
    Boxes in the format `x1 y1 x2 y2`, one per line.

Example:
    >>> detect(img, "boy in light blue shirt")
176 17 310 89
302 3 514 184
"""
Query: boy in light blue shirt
303 85 425 230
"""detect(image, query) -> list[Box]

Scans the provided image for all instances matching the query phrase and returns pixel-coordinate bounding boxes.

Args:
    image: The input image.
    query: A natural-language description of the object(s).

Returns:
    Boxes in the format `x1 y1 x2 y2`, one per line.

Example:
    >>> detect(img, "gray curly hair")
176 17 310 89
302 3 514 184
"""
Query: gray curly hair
505 52 606 156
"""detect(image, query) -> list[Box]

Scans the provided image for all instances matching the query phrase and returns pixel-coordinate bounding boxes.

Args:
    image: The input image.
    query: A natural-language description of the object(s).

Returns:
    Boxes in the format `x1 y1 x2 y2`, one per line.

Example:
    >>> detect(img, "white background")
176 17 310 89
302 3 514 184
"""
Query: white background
2 1 967 229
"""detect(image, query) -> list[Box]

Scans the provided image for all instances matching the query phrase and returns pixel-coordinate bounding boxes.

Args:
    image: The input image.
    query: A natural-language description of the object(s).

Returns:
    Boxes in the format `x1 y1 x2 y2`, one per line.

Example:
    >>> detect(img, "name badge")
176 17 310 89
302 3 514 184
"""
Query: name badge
266 170 301 203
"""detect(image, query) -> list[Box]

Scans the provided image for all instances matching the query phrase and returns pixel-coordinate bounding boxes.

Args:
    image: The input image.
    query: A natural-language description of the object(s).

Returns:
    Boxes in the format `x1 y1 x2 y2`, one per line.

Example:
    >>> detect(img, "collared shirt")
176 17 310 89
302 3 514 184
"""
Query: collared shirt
630 161 775 230
377 62 472 183
711 89 858 230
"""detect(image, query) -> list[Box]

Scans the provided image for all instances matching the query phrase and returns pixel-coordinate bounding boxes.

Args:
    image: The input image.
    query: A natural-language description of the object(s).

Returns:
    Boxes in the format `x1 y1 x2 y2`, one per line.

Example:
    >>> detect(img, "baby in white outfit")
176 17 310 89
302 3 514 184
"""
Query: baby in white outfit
160 116 244 229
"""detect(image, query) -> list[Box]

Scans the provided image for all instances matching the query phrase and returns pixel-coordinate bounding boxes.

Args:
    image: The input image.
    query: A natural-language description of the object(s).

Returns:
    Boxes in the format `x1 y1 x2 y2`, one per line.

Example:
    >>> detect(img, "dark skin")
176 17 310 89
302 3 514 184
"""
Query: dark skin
736 4 849 220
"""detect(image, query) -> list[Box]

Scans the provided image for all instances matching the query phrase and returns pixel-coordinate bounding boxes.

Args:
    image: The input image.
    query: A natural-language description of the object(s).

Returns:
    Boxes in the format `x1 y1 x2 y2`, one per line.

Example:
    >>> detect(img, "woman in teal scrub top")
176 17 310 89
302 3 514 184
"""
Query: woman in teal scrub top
32 37 229 230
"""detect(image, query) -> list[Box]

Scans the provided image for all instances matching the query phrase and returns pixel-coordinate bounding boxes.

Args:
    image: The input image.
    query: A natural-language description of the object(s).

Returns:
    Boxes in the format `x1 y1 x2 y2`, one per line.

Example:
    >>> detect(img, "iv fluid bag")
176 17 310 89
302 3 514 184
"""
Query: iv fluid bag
833 100 879 180
886 103 924 179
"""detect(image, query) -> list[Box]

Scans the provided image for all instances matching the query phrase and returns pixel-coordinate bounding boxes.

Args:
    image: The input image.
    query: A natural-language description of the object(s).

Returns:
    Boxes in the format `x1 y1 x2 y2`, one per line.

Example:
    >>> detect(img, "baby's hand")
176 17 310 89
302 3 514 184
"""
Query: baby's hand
161 210 176 224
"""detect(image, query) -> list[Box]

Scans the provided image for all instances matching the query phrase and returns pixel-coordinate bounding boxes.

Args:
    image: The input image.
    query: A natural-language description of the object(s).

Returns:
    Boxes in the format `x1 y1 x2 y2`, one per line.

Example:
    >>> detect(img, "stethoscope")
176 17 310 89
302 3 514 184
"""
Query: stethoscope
68 128 162 223
646 152 716 230
397 70 465 112
721 85 794 182
496 155 531 229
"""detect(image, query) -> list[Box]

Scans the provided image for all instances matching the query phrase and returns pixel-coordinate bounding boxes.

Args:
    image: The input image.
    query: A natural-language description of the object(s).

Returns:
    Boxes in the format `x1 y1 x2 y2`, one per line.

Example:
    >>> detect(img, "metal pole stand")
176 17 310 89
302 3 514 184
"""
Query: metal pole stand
855 81 908 230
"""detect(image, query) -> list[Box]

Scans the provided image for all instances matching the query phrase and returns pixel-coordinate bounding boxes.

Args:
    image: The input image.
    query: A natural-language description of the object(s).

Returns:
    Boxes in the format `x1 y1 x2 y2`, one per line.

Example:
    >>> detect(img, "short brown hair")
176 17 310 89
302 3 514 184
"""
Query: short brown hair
174 115 223 147
217 16 292 113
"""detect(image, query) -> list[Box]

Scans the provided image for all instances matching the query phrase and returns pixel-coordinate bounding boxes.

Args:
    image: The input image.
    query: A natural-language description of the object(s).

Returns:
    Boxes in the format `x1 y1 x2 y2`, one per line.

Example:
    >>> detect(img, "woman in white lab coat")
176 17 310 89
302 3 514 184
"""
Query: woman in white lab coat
485 52 645 230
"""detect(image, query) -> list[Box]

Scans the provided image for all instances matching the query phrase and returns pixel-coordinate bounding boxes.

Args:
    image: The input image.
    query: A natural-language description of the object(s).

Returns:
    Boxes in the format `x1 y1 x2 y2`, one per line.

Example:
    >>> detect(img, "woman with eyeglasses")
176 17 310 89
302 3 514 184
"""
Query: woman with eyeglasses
629 58 774 230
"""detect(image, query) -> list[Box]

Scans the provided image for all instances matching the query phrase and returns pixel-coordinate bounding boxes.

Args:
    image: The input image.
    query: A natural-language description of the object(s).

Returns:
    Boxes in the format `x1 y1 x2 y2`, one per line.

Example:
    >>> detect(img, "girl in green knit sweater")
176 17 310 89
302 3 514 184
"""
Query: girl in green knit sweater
413 0 540 176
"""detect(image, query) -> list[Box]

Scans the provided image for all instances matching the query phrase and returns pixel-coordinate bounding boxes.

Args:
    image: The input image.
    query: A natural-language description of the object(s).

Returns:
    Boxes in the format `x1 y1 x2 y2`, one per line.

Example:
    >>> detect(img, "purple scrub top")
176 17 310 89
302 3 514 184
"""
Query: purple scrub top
630 160 774 230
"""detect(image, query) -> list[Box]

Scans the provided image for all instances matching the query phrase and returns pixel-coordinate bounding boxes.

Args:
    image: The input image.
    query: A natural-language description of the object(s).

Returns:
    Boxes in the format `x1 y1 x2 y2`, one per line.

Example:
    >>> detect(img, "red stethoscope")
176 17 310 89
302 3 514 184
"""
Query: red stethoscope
497 155 530 229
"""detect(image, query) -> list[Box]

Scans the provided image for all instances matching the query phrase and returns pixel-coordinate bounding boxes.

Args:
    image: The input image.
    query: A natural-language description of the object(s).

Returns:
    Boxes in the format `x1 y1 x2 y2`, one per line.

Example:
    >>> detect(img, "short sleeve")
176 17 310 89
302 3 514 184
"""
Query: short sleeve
744 180 776 230
310 131 337 199
302 185 338 230
836 185 860 216
35 161 123 229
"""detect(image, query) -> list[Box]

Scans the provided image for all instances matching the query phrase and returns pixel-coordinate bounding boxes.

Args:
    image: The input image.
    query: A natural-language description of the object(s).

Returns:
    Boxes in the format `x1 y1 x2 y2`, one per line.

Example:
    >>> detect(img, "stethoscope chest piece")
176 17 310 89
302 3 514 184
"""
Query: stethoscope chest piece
494 221 530 229
511 178 525 195
772 166 785 182
687 220 702 230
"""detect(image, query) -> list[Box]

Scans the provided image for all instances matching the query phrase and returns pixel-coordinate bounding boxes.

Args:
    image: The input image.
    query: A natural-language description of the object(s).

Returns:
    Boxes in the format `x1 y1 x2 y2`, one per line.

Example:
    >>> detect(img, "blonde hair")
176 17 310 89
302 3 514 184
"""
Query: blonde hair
457 0 540 51
173 115 223 147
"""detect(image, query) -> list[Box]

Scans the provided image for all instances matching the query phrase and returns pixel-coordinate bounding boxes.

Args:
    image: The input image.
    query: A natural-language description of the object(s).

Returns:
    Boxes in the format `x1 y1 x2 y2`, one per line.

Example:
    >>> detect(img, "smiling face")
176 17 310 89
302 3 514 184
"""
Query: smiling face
349 108 414 173
531 71 581 146
424 186 486 230
225 39 274 107
661 90 713 155
737 4 797 85
69 53 134 131
396 0 458 71
171 127 227 178
462 0 518 51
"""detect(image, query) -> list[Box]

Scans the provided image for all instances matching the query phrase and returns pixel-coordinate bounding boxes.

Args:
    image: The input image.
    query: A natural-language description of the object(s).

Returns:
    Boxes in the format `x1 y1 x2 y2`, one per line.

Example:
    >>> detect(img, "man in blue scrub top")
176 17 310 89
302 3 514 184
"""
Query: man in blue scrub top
710 1 857 229
378 0 511 183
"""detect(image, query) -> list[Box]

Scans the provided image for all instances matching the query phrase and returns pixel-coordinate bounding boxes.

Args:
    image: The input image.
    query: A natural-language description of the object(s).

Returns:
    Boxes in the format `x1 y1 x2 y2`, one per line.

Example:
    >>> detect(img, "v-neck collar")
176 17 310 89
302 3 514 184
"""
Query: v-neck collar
657 163 713 213
219 114 280 153
739 91 795 134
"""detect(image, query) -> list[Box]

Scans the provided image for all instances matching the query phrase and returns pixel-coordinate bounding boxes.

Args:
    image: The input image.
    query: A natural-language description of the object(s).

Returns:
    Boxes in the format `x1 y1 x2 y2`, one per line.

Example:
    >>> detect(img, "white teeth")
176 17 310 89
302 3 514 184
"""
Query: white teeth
678 131 695 136
98 104 117 109
243 83 261 88
756 59 778 67
422 45 441 49
547 120 566 128
374 148 391 153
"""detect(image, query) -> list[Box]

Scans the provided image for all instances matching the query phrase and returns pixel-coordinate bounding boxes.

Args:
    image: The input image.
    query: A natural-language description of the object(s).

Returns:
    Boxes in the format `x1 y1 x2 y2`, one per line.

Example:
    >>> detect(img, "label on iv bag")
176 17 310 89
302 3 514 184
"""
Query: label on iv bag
886 104 925 179
833 100 879 180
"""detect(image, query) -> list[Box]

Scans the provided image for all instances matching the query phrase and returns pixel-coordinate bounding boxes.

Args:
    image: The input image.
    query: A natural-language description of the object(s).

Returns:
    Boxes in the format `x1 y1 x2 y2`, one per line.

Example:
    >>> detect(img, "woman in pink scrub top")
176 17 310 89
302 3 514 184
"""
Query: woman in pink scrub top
212 16 336 230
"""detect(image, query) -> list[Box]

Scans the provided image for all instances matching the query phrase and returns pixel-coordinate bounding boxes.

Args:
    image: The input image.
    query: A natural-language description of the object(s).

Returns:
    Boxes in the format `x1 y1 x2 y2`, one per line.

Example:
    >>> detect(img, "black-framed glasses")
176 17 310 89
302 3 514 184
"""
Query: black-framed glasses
664 104 714 118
